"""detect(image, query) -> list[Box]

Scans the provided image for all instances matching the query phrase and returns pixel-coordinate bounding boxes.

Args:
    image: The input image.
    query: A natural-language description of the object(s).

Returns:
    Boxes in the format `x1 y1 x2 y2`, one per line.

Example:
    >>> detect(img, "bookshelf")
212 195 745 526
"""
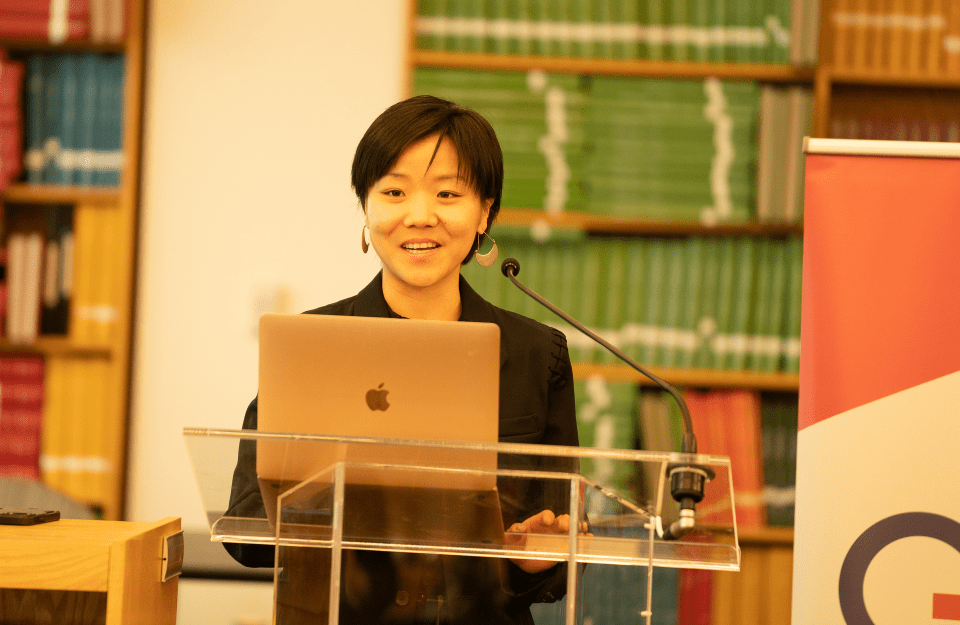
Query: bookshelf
0 1 146 521
405 0 822 621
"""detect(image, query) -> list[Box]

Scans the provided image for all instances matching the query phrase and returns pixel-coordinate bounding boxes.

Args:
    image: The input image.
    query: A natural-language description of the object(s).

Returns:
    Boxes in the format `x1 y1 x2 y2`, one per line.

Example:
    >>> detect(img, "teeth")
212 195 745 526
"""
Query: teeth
403 243 438 250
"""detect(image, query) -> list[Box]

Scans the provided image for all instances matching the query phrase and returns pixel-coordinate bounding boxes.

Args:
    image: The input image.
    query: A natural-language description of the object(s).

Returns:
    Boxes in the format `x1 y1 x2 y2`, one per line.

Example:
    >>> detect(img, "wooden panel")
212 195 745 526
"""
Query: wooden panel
106 518 180 625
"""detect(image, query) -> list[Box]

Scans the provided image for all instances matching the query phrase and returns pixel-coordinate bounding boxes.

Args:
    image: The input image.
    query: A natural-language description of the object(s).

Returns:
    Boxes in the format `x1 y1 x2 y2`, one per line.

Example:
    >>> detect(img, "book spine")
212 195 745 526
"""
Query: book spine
598 238 628 364
657 238 686 368
645 0 665 61
40 355 65 490
76 53 98 186
782 235 803 373
24 55 46 184
709 237 737 370
639 238 666 367
726 236 756 371
54 54 78 185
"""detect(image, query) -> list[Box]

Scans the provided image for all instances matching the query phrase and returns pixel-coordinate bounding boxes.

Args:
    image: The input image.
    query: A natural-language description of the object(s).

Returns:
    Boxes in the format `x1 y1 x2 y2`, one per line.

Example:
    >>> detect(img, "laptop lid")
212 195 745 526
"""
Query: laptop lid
255 313 501 493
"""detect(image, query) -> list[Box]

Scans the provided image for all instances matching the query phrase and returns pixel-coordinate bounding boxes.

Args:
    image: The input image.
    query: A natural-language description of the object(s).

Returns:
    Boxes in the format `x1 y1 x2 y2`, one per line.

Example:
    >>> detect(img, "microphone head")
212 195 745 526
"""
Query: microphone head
501 258 520 277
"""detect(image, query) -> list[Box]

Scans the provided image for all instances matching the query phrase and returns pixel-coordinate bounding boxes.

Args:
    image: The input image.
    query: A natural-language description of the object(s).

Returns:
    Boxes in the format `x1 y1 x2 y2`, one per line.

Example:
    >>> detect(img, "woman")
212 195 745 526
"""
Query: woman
226 95 581 624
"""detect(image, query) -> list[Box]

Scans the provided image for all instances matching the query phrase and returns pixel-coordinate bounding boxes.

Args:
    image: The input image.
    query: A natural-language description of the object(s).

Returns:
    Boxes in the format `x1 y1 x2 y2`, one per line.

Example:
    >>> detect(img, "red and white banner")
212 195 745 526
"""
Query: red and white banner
793 139 960 624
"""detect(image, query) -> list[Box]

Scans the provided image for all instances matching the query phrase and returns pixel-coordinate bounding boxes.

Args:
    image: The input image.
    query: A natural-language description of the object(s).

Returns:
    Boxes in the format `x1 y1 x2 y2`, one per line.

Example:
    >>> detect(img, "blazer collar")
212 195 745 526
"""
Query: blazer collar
356 271 506 366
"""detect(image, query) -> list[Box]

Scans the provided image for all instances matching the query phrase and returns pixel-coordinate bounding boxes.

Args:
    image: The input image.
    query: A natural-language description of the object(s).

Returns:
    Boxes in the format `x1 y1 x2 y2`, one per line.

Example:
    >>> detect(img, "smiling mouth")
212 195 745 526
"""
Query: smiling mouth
402 242 440 252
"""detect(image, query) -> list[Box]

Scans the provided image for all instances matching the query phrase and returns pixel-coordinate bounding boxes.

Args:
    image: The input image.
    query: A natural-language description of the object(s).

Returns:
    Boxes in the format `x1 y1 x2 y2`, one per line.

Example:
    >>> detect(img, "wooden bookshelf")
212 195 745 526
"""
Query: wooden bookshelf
403 0 960 618
498 208 804 237
0 2 147 521
738 526 795 546
2 183 121 206
572 363 800 392
413 50 816 83
0 337 113 358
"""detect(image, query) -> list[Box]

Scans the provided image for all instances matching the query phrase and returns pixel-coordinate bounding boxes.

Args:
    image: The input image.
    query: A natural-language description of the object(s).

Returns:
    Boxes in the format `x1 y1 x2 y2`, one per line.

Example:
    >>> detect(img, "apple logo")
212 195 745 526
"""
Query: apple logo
365 383 390 411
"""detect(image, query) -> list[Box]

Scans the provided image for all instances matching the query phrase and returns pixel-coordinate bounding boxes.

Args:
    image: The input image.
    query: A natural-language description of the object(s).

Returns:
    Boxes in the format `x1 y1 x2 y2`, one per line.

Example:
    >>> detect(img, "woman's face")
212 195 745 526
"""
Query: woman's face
365 133 492 295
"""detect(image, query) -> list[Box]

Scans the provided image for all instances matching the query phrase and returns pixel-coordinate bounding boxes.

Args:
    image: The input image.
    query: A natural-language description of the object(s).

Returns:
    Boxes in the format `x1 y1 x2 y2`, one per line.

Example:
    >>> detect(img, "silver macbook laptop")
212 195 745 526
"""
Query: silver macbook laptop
254 313 503 536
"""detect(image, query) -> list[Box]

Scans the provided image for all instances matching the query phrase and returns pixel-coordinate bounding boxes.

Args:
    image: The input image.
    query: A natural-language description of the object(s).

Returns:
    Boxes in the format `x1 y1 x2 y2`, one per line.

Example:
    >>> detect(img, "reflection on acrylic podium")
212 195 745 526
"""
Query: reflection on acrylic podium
184 427 740 624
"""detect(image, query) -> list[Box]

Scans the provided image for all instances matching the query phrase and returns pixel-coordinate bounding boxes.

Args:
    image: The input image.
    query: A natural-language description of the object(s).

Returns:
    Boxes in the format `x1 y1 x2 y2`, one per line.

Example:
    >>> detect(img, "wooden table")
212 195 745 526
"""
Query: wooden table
0 517 181 624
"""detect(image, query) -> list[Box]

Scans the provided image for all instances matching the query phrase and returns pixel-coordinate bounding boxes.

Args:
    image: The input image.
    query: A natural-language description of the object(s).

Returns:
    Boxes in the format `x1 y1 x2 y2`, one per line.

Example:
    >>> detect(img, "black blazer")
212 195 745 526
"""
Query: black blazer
225 272 580 623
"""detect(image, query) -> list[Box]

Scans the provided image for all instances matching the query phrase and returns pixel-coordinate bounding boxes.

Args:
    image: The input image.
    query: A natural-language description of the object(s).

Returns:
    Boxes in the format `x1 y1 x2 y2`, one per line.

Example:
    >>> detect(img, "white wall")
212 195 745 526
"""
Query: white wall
127 0 405 528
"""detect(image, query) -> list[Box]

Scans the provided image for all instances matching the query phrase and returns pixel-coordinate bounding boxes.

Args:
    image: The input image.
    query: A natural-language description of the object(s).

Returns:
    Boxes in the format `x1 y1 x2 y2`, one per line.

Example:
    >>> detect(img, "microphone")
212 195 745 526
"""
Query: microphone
501 257 710 540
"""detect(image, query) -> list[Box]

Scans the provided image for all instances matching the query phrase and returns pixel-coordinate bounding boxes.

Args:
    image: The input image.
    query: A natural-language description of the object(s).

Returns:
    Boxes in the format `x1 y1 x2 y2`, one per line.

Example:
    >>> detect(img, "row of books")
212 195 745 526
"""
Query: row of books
415 0 820 65
463 231 804 374
415 67 810 224
677 542 793 625
24 52 125 188
532 564 680 624
756 84 812 224
39 354 114 508
824 0 960 75
0 354 44 480
0 0 126 45
574 377 798 531
831 114 960 143
3 202 120 345
0 52 23 190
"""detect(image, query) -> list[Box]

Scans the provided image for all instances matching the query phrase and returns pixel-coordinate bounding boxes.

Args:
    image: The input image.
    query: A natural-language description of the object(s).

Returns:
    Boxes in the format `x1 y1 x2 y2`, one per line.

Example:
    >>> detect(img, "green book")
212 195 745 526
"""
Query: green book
568 0 592 59
675 236 705 369
783 236 803 373
639 239 667 367
611 0 639 60
693 237 721 369
598 238 629 364
506 0 532 55
569 239 603 364
657 239 687 368
645 0 665 61
638 390 673 504
689 0 711 62
757 239 788 371
709 237 738 369
484 0 509 54
575 377 640 498
590 0 613 59
545 0 572 57
667 0 691 61
727 237 757 370
621 239 648 363
746 238 773 371
415 0 440 51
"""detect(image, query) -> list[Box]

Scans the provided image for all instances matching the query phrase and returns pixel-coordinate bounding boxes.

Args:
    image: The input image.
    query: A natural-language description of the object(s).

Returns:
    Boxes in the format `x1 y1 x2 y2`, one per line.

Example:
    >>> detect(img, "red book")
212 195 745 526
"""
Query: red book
675 568 714 625
684 389 729 526
0 0 90 17
0 15 90 42
716 390 767 529
0 355 45 479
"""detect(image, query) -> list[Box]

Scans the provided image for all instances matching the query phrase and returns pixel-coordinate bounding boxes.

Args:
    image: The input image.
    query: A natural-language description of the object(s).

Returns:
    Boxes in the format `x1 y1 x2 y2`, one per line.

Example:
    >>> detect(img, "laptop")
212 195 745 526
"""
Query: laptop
254 313 504 544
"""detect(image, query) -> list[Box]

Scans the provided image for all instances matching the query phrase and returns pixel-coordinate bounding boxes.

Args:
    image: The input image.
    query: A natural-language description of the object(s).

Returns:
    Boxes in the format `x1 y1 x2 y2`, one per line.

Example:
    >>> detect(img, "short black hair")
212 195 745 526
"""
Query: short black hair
351 95 504 261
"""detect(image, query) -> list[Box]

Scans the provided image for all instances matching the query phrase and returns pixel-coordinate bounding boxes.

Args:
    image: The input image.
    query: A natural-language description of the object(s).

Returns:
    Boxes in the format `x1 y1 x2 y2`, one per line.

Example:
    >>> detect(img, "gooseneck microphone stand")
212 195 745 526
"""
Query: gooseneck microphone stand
501 258 711 539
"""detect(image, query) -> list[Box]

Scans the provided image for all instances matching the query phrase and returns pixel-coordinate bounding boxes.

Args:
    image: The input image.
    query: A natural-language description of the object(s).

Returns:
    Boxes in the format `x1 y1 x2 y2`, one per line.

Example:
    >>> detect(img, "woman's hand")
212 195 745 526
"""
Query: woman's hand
505 509 591 574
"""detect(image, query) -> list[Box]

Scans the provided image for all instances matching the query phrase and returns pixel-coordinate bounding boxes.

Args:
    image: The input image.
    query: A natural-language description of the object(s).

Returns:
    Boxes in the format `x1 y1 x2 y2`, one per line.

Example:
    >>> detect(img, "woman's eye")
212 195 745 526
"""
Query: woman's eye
438 191 460 199
384 189 403 197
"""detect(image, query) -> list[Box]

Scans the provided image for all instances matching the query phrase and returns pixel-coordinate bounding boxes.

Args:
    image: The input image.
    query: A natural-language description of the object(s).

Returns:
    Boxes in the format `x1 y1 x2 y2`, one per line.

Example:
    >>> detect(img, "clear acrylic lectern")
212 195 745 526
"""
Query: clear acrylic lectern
184 427 740 625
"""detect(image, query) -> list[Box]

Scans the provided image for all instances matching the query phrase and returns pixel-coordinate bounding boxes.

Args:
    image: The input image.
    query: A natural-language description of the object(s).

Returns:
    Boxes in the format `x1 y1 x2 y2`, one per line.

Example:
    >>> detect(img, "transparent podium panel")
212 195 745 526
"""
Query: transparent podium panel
185 427 740 625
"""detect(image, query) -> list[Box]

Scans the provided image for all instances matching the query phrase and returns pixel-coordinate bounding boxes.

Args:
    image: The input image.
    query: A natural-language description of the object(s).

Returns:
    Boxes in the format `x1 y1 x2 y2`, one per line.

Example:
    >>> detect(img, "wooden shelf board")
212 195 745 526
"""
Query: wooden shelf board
498 208 804 236
0 38 124 53
0 338 113 358
413 50 816 82
2 184 121 206
737 526 795 546
572 363 800 391
825 68 960 89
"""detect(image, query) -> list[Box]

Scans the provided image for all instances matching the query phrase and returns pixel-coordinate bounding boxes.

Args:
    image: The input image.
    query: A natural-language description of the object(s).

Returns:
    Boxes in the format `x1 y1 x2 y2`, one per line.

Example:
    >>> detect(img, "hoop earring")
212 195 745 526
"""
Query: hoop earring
475 232 498 267
361 226 370 254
